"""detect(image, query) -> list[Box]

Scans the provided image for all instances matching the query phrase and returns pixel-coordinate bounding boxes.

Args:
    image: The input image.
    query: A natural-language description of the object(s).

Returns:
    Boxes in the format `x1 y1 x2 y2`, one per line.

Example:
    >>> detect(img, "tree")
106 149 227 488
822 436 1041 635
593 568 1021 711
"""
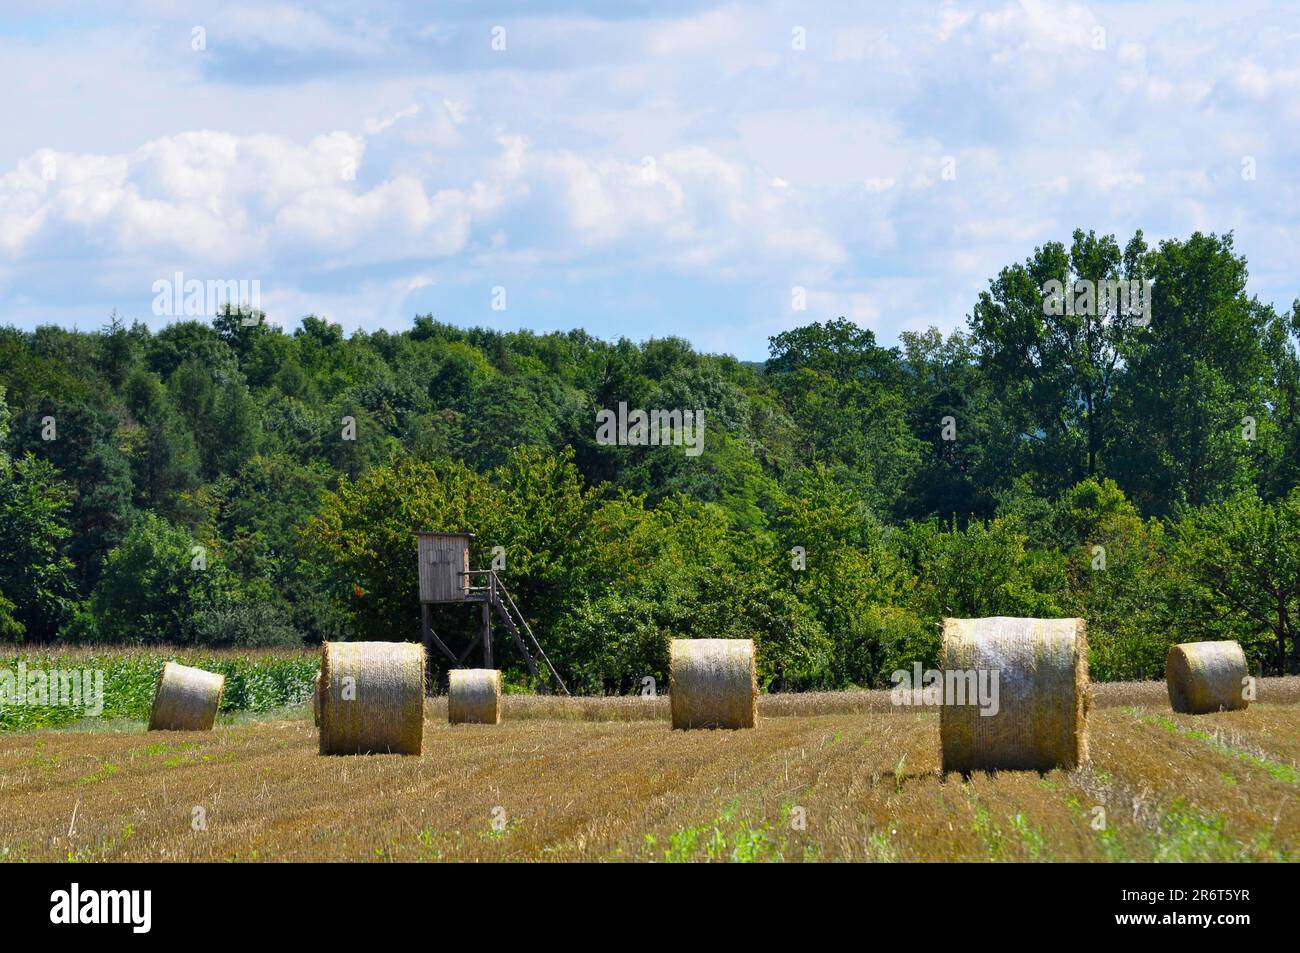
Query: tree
899 328 1007 520
766 318 922 513
0 389 23 637
1045 479 1173 680
1169 489 1300 674
1110 232 1273 513
0 384 9 467
12 397 134 589
169 358 217 473
90 513 234 643
900 517 1065 621
302 457 489 643
1259 301 1300 499
146 321 237 381
0 453 77 640
97 311 138 391
209 382 262 476
969 229 1149 494
123 369 200 512
212 302 273 366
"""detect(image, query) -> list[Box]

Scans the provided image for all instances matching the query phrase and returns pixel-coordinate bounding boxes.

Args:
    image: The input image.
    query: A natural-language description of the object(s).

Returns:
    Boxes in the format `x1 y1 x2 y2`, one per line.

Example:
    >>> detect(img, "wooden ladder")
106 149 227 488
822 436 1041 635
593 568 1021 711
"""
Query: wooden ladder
422 570 570 696
489 573 570 696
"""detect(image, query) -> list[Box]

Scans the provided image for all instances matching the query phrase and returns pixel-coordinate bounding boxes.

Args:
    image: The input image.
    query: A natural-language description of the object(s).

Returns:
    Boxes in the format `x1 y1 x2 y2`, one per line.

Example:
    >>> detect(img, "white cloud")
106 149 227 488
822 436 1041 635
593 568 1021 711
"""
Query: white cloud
0 0 1297 357
363 104 422 135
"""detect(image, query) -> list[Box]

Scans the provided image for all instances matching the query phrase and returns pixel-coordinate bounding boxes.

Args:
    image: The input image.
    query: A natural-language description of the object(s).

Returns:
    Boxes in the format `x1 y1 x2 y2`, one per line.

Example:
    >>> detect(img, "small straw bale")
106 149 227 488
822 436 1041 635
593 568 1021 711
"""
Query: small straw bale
148 661 225 731
669 638 757 729
1166 640 1250 714
940 617 1089 772
318 641 425 755
448 669 502 724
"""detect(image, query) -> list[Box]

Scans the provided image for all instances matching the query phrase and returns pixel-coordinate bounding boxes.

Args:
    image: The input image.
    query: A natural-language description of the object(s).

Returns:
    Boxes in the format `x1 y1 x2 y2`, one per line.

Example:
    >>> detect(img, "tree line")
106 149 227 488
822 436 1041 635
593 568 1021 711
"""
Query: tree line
1 228 1297 688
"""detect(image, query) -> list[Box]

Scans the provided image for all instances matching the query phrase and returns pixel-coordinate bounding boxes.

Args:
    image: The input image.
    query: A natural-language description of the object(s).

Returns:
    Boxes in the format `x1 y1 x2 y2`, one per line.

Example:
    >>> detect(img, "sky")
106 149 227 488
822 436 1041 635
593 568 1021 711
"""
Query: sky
1 0 1297 360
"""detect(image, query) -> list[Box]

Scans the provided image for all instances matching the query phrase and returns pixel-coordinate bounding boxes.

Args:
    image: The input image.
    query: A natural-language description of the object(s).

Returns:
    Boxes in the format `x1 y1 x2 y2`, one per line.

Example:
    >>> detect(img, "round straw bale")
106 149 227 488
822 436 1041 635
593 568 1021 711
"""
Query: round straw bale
669 638 757 729
312 671 321 727
319 641 425 756
1166 640 1250 714
939 617 1089 772
448 668 502 724
148 661 225 732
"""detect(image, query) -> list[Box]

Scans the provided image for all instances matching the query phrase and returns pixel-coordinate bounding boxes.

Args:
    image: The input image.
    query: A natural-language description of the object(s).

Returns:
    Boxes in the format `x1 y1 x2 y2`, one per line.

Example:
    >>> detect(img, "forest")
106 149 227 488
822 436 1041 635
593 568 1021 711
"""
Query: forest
1 228 1298 691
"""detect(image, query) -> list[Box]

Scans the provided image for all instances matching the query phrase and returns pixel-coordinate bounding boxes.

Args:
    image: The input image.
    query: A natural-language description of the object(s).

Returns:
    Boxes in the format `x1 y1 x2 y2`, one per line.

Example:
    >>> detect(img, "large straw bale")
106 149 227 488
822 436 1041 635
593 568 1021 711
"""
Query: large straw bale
448 669 502 724
940 617 1089 772
318 641 425 755
669 638 757 729
1166 640 1250 714
148 661 225 731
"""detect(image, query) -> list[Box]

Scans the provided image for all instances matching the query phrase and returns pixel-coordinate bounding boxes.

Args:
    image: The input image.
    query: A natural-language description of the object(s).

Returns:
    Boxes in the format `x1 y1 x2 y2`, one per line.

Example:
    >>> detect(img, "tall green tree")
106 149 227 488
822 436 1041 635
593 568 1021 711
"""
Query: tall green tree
11 398 133 589
766 318 921 513
97 311 138 391
969 229 1149 494
90 512 234 644
899 328 1007 521
0 453 77 640
123 369 200 513
1110 232 1273 513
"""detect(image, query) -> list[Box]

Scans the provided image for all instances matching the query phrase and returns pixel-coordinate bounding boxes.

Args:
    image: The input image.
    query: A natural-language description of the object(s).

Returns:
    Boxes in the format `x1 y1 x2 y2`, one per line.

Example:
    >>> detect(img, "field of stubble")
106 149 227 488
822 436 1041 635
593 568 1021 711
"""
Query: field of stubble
2 679 1298 862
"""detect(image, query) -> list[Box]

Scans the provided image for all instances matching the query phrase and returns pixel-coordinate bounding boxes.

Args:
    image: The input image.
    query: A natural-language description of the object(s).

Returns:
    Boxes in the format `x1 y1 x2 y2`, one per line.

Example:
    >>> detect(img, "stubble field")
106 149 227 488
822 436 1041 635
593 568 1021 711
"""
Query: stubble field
2 680 1298 862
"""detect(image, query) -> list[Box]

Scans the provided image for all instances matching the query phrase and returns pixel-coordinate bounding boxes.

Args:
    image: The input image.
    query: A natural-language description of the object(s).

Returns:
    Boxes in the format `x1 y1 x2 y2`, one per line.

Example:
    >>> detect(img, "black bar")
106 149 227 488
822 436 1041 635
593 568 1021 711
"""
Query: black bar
3 863 1283 940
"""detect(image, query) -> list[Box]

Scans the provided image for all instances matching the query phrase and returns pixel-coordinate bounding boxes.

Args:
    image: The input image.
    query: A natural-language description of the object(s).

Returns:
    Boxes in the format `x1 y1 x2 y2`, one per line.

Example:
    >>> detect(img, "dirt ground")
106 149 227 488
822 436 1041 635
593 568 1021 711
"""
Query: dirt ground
2 680 1297 862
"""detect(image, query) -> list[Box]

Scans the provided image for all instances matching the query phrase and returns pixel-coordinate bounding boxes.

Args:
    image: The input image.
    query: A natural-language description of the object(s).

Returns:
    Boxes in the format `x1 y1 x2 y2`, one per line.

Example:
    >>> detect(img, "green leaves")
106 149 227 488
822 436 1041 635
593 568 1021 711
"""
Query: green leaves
0 453 77 640
1168 488 1300 673
89 513 237 644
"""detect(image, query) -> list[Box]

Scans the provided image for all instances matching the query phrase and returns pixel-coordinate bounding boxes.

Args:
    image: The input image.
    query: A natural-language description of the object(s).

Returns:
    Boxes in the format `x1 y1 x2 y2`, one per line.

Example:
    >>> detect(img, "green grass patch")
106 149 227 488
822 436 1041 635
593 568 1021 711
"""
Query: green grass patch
657 800 786 863
1129 710 1299 784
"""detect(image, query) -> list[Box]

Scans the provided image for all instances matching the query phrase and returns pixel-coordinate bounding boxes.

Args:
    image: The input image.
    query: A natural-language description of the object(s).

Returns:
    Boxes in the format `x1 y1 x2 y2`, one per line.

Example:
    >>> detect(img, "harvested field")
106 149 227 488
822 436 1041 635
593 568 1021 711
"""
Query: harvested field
1 679 1297 862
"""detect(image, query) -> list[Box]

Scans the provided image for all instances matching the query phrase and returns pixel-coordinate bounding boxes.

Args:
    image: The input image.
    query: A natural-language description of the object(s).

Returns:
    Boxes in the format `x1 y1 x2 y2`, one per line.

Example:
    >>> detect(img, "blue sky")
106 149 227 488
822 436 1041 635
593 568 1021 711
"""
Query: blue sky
1 0 1297 360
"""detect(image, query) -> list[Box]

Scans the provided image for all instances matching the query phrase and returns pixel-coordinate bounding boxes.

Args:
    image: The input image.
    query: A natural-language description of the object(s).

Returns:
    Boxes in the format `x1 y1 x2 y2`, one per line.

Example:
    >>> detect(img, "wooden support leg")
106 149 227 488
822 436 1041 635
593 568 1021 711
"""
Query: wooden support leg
420 603 431 665
422 601 461 666
482 599 493 669
457 633 482 665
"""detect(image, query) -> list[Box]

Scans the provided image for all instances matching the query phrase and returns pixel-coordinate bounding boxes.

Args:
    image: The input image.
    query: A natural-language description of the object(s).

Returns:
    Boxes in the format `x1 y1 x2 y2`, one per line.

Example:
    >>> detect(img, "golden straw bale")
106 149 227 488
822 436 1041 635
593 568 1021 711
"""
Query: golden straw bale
318 641 425 755
669 638 757 729
1166 640 1250 714
448 668 502 724
148 661 225 732
940 617 1089 772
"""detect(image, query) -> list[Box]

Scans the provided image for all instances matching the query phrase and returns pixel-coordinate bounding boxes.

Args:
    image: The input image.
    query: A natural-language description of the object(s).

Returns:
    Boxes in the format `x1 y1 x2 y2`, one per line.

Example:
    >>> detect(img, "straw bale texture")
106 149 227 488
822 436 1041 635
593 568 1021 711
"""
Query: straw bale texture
940 617 1088 772
1166 640 1250 714
669 638 757 729
448 668 502 724
318 642 425 755
148 661 225 732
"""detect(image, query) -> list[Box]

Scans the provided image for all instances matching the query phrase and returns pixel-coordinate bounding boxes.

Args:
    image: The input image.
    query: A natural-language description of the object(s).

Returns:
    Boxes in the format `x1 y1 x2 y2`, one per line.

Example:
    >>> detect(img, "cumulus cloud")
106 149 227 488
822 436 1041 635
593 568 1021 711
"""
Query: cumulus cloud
0 0 1297 356
0 130 471 269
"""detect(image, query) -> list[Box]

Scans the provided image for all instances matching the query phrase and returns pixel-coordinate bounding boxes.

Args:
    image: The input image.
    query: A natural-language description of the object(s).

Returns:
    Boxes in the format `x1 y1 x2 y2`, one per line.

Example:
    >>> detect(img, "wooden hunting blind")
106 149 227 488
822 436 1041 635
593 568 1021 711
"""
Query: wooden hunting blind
417 531 472 603
415 531 569 695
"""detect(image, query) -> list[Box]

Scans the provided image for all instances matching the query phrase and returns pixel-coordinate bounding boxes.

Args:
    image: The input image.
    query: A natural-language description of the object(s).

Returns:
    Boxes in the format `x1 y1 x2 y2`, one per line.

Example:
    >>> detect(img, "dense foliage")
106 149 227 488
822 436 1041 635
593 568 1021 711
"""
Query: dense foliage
1 229 1298 688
